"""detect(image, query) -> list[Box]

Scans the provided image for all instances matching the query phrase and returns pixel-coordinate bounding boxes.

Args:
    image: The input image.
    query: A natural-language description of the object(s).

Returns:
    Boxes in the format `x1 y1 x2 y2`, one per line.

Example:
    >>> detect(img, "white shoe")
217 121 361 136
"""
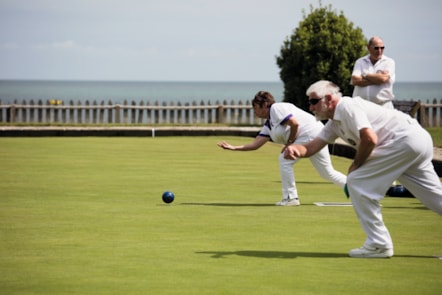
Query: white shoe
275 198 300 206
349 246 393 258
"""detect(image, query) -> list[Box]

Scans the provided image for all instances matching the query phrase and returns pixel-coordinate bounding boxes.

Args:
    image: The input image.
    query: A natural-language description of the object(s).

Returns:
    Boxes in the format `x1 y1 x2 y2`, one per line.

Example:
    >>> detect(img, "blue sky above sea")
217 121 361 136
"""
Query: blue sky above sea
0 0 441 82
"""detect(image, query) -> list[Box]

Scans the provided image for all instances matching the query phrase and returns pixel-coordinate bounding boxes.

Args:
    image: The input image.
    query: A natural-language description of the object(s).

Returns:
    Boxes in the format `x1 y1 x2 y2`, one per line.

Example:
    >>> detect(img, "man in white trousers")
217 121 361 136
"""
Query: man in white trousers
218 91 346 206
284 80 442 258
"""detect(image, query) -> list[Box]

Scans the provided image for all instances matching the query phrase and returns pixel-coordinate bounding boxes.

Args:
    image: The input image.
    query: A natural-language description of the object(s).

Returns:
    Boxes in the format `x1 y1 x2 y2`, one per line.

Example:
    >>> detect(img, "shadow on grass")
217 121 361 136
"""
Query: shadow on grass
196 250 437 259
181 202 431 211
196 250 347 259
271 180 335 185
181 202 325 207
386 206 430 211
181 202 274 207
292 181 335 185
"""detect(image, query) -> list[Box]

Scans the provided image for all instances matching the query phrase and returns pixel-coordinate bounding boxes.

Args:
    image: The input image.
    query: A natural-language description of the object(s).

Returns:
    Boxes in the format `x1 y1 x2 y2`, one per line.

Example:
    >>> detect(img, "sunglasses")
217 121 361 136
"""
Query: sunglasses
374 46 385 50
308 98 323 105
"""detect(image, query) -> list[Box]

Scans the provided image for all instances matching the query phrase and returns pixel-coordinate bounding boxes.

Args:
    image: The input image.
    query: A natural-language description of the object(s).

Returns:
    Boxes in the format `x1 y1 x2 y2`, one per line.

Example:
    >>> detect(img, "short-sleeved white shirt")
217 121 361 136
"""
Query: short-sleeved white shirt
318 97 413 149
259 102 324 144
351 55 395 104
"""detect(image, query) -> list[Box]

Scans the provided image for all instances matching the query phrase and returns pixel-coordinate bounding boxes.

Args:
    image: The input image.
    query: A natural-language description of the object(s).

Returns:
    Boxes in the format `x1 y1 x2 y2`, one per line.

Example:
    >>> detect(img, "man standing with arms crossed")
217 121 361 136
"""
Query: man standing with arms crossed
351 36 395 109
284 80 442 258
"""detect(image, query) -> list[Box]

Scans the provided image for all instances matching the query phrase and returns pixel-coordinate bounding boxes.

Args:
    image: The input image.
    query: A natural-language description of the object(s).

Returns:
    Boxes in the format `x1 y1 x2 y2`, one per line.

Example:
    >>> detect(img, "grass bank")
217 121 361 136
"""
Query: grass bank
428 127 442 146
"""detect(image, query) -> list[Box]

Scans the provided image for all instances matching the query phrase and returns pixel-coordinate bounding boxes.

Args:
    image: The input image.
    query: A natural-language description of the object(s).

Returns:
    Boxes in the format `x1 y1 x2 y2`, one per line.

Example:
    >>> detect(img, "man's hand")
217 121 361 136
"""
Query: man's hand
283 138 327 160
284 145 302 160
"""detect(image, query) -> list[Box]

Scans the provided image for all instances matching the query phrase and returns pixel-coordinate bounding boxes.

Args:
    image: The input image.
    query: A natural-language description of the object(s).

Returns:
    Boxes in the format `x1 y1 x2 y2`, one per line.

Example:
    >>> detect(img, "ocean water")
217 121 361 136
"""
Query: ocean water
0 80 441 105
0 81 284 105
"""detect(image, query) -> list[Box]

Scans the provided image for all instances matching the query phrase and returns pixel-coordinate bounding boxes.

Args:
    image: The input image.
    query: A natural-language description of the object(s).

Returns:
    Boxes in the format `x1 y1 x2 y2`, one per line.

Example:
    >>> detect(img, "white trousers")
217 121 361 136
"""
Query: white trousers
279 145 347 200
347 121 442 249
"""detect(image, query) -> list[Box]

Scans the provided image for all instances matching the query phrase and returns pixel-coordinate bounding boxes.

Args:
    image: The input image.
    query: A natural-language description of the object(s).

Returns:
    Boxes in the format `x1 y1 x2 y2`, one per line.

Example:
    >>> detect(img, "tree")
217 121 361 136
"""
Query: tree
276 3 366 111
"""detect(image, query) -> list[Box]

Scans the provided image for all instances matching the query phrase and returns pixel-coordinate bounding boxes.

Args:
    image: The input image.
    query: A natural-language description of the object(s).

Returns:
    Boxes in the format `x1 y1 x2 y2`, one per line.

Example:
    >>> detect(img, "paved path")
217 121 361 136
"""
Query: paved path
434 146 442 162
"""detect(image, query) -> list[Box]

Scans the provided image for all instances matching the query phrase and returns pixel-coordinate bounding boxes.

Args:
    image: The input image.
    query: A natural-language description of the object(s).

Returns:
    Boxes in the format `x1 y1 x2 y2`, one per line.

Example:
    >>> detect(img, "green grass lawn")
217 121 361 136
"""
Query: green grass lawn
0 137 441 295
427 127 442 147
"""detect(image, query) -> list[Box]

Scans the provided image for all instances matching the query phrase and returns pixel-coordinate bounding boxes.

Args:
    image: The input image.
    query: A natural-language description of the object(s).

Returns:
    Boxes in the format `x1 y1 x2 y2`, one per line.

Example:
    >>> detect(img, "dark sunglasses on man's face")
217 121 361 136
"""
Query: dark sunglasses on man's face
374 46 385 50
308 98 322 105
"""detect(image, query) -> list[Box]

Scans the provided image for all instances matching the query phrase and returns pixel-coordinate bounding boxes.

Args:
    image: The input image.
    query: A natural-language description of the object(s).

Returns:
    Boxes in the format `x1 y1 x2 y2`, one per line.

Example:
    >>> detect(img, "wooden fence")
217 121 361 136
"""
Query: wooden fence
0 98 441 127
0 99 263 126
418 98 442 128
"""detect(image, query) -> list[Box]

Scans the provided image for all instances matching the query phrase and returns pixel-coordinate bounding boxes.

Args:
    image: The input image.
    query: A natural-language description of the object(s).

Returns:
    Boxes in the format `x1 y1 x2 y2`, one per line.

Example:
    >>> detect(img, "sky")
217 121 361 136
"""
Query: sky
0 0 441 82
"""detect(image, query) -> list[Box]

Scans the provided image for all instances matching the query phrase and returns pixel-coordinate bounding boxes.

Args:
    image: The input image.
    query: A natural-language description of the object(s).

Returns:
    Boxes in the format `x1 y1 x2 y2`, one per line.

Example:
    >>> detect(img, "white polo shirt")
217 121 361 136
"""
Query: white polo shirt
258 102 324 144
351 55 395 104
318 97 414 149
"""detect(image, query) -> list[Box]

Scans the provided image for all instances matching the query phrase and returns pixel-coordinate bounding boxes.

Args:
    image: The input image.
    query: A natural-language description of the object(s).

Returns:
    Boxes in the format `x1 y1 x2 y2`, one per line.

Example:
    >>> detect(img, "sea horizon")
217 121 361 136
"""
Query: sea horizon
3 78 442 84
1 80 441 105
2 78 442 82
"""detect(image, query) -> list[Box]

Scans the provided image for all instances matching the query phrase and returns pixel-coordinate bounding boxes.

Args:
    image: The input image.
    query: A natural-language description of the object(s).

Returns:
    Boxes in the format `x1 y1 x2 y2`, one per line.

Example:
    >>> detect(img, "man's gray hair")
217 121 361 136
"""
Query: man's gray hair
306 80 342 98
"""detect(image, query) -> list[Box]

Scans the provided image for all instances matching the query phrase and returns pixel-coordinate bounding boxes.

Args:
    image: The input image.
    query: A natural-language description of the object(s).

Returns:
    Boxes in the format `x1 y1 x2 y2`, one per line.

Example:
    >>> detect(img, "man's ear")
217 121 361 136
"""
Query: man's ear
324 94 333 103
